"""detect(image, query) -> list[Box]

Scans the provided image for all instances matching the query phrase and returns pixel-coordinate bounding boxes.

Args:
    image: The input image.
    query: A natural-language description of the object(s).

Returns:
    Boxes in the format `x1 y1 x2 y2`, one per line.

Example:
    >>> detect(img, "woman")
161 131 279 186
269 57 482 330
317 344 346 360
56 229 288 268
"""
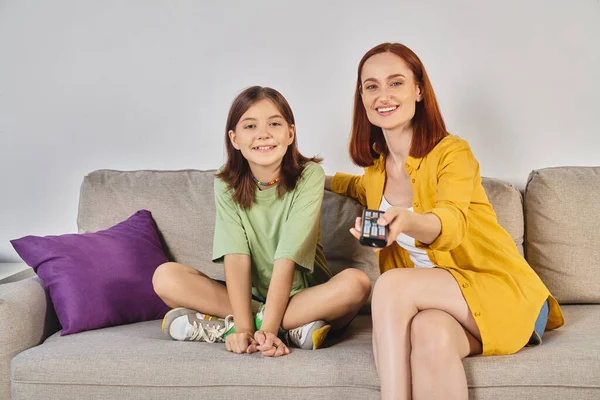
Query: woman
326 43 564 399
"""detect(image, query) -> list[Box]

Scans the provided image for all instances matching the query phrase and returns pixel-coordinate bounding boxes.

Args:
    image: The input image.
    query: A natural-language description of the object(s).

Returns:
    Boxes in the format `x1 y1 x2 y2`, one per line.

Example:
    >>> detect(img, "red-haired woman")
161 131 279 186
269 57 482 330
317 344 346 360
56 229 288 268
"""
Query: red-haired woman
326 43 564 399
154 86 371 357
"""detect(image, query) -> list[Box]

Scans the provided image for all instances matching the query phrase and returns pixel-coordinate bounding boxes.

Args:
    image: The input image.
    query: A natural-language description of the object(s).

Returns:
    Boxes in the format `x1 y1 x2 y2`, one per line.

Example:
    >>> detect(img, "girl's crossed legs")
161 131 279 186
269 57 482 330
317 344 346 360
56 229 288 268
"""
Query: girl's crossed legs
152 262 371 338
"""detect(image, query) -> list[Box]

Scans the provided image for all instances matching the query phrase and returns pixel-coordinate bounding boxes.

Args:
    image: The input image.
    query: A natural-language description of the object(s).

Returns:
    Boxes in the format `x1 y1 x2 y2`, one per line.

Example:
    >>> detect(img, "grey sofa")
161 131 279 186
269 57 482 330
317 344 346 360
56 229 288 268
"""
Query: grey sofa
1 166 599 399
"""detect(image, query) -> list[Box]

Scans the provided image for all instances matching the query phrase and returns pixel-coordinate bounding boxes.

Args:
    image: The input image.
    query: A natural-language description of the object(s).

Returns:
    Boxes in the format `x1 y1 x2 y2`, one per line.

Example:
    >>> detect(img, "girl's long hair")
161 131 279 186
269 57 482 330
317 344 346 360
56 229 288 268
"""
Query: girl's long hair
216 86 321 208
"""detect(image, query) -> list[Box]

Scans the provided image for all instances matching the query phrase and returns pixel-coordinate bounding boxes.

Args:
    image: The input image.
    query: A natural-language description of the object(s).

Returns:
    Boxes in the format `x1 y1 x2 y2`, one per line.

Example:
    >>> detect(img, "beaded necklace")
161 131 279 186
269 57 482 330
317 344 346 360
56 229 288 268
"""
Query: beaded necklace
251 175 280 187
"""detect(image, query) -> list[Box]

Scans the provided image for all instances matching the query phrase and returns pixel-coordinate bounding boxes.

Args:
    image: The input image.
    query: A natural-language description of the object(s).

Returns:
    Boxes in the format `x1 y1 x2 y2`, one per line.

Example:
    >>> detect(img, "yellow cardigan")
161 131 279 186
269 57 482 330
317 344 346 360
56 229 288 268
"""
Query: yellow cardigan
331 135 564 356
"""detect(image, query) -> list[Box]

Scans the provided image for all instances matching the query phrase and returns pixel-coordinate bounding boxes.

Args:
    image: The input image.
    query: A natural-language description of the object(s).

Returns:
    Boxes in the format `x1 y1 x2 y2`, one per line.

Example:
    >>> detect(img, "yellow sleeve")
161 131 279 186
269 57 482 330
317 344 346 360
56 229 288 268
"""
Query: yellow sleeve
331 172 367 206
419 140 478 251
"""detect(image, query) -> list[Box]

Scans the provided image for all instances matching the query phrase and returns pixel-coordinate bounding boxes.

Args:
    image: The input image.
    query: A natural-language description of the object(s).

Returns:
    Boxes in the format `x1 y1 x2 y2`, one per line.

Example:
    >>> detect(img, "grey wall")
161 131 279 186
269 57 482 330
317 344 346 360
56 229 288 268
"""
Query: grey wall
1 0 599 261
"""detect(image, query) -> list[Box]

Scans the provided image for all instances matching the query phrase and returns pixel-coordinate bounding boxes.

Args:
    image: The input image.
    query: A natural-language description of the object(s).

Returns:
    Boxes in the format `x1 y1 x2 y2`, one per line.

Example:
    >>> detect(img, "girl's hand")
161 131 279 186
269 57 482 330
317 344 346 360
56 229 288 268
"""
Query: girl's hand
225 331 258 354
350 207 412 251
255 330 289 357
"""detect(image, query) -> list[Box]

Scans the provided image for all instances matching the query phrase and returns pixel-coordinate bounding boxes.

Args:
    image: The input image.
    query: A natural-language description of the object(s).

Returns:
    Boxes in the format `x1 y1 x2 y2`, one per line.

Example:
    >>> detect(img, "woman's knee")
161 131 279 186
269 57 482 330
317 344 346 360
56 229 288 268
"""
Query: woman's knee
410 310 459 362
371 268 413 311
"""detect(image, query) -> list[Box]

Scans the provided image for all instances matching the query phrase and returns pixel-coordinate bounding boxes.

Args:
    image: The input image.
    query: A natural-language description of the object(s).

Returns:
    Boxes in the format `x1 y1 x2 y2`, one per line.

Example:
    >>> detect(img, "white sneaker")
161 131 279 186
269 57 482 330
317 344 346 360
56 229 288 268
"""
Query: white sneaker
286 320 331 350
162 308 234 342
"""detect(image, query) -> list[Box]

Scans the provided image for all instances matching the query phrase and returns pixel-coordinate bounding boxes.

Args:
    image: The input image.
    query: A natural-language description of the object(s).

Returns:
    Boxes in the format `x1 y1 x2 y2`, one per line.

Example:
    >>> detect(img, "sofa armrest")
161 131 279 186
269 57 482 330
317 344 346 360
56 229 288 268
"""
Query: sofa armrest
0 277 60 399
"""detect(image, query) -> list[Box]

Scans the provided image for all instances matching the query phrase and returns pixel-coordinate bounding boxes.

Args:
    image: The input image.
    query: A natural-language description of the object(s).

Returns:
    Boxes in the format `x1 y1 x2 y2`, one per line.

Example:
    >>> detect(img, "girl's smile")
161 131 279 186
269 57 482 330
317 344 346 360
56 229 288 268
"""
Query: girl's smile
228 99 295 179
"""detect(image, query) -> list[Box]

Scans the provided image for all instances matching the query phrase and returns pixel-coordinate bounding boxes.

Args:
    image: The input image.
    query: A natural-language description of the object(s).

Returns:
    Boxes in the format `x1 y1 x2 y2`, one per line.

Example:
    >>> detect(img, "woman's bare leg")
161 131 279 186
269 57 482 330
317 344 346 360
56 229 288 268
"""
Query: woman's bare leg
410 309 482 399
371 268 482 400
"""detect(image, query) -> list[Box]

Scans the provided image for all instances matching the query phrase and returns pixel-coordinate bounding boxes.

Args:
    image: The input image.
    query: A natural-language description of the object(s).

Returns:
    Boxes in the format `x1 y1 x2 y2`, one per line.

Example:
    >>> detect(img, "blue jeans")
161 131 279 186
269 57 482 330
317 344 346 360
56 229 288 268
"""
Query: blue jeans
528 299 549 346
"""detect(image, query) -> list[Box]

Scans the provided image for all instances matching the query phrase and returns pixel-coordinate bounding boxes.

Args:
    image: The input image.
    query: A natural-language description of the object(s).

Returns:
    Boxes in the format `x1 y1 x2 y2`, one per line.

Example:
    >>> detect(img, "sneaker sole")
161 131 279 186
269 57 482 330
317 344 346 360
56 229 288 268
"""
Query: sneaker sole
162 307 195 337
311 324 331 350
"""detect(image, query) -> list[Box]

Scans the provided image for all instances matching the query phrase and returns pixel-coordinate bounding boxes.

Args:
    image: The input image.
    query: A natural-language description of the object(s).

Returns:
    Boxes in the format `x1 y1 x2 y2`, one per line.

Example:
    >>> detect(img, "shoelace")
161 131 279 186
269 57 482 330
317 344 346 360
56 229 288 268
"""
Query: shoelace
288 326 304 346
189 315 235 343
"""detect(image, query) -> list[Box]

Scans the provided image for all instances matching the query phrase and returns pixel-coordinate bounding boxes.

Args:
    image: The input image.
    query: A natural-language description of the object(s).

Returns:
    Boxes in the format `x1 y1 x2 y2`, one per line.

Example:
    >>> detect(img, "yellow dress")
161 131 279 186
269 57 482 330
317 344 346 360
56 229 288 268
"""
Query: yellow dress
331 135 564 356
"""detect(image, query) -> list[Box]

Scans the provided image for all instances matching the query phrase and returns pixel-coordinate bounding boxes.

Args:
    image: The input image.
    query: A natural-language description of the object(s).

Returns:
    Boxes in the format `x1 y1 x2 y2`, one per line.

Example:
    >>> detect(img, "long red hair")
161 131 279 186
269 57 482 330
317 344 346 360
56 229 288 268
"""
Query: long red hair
350 43 448 167
216 86 321 208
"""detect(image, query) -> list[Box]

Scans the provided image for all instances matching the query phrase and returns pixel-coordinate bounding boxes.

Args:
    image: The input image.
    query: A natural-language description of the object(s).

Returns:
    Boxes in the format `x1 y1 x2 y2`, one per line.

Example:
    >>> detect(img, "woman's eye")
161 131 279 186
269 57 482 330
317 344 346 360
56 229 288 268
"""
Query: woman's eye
366 84 377 90
391 81 403 86
244 124 256 129
270 122 281 126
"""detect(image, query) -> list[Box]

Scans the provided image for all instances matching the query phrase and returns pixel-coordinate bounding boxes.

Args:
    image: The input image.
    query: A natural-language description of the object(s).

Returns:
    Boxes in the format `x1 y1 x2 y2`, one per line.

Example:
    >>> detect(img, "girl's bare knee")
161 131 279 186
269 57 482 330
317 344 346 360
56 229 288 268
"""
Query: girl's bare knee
152 262 182 297
339 268 372 304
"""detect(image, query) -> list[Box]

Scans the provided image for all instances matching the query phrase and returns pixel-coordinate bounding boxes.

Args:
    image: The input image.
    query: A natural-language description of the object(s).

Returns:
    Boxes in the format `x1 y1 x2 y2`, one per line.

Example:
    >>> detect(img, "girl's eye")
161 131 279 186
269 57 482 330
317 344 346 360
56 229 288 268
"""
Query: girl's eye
244 124 256 129
270 122 281 126
365 84 377 90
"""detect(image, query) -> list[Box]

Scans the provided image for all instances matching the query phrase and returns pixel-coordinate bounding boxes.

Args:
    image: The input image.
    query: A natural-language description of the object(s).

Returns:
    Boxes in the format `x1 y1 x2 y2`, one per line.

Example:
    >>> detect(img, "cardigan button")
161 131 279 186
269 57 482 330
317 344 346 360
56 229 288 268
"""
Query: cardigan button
474 311 481 317
462 283 469 288
414 202 419 208
411 179 415 183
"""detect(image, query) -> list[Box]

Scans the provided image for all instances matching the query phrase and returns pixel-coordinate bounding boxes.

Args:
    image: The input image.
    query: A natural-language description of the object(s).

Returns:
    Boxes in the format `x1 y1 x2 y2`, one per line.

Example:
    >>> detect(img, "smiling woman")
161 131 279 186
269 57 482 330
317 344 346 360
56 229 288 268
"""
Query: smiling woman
329 43 564 400
350 44 448 166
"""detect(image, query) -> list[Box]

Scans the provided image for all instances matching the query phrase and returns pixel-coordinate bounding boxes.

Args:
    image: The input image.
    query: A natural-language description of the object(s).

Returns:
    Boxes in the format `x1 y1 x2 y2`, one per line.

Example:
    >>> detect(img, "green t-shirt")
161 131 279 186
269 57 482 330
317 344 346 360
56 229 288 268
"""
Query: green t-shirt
212 161 332 300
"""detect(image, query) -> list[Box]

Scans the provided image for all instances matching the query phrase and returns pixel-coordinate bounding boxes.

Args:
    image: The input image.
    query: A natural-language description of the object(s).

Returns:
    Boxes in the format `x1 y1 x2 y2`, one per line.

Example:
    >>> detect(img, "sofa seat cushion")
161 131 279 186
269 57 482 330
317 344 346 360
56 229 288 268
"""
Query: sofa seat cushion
11 306 599 399
11 317 379 398
464 305 600 395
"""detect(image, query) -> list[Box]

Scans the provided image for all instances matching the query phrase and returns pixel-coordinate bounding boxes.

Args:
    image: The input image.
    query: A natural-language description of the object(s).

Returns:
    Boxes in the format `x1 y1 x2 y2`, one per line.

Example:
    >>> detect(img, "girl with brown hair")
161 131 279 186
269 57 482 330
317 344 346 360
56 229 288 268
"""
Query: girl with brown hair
154 86 371 356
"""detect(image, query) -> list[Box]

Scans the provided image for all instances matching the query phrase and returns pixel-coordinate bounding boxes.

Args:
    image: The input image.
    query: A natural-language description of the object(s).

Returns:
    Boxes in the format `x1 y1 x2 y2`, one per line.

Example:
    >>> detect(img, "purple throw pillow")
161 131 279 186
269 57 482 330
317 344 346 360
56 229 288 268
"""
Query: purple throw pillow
10 210 170 335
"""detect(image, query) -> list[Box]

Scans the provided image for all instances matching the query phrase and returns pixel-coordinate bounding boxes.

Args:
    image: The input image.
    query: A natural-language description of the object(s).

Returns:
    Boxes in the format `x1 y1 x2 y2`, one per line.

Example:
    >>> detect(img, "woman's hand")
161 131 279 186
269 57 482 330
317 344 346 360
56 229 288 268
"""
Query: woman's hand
225 331 258 354
255 330 289 357
350 207 414 250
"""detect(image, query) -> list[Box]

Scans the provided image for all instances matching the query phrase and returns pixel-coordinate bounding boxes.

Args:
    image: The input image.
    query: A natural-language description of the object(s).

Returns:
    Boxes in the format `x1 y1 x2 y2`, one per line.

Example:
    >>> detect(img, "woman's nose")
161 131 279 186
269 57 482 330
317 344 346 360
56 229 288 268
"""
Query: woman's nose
381 88 394 102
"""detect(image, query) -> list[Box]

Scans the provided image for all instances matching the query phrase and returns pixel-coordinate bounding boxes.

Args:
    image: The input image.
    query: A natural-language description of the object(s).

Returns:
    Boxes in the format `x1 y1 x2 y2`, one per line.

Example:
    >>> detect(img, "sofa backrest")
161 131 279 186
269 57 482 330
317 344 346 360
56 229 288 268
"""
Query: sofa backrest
78 170 526 287
320 177 525 281
78 169 223 278
524 167 600 304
